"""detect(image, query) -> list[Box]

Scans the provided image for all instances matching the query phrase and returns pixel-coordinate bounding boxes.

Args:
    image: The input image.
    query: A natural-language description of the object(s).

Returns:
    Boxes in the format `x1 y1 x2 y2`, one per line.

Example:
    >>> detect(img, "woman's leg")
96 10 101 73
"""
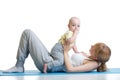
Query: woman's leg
4 29 53 72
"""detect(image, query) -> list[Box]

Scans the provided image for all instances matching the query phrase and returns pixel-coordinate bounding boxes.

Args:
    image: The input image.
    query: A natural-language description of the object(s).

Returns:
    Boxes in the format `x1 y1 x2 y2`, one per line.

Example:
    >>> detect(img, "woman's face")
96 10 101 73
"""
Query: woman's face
89 45 96 58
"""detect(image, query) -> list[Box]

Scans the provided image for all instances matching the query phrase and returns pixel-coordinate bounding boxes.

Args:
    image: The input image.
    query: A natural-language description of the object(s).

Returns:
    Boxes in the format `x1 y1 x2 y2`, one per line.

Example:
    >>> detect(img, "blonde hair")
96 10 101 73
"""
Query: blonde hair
68 17 80 24
89 43 111 72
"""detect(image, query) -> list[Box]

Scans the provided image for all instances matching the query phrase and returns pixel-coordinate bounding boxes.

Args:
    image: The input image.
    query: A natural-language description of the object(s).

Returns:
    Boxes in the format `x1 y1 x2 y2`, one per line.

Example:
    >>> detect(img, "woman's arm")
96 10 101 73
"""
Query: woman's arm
64 44 98 72
64 54 98 72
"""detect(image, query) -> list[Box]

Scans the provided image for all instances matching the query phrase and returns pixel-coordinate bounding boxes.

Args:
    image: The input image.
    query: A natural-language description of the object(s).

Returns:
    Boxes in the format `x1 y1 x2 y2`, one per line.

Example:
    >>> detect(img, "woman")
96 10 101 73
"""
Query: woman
3 29 111 73
64 42 111 72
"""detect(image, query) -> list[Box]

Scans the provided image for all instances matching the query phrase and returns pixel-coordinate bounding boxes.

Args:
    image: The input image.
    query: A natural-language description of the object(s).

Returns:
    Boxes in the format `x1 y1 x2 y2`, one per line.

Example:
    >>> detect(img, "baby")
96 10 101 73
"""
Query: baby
44 17 80 73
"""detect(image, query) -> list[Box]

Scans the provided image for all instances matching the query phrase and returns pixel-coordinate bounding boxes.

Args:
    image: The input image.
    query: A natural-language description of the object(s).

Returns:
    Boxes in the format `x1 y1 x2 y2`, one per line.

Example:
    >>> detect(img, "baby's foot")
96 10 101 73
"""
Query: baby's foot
43 64 47 73
3 66 24 73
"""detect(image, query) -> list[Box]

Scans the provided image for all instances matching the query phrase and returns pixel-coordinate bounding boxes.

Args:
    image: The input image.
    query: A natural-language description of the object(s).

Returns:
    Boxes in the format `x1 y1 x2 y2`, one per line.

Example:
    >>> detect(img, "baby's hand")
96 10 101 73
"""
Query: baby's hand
74 26 79 33
80 52 89 57
43 64 48 73
74 29 79 34
75 52 81 54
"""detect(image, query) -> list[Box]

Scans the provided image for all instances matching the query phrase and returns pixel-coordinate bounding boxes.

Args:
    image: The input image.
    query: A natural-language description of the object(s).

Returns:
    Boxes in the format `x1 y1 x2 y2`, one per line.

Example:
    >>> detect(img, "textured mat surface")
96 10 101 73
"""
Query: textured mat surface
0 68 120 76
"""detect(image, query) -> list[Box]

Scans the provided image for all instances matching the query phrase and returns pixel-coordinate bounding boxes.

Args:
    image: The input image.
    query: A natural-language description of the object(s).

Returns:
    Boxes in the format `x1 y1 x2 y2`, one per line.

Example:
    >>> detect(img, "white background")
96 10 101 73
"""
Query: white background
0 0 120 70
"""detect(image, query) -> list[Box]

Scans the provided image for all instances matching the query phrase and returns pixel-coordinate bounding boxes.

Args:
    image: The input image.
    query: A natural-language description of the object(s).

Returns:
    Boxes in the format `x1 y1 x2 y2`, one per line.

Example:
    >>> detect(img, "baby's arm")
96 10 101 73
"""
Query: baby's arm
80 52 90 58
66 28 79 44
72 44 89 57
73 45 80 53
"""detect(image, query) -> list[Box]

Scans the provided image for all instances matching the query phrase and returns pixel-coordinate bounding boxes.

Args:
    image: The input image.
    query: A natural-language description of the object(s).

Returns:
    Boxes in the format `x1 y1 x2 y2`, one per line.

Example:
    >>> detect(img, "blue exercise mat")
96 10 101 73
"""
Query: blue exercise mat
0 68 120 76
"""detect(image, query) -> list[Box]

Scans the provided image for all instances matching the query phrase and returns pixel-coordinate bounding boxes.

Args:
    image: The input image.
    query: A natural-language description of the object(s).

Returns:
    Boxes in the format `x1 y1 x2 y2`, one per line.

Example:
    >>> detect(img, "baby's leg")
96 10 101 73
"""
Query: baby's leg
43 64 48 73
47 43 64 71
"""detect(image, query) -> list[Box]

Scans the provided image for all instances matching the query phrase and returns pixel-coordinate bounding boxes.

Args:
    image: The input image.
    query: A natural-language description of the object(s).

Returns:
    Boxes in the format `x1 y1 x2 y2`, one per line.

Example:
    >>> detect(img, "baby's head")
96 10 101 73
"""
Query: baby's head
68 17 80 32
89 42 111 72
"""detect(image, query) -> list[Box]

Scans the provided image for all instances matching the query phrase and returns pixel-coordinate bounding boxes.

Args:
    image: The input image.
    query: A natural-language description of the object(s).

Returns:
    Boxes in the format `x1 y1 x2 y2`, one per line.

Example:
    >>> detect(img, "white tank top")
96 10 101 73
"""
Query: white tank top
70 53 88 66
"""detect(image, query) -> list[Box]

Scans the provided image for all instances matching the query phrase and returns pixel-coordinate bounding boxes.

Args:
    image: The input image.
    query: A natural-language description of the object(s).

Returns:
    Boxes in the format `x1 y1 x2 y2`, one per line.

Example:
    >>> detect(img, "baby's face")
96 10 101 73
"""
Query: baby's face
68 18 80 32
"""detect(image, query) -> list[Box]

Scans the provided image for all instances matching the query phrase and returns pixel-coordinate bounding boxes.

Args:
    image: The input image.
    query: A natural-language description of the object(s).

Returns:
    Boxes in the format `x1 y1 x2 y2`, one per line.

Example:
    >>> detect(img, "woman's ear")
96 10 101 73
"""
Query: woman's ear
93 57 97 60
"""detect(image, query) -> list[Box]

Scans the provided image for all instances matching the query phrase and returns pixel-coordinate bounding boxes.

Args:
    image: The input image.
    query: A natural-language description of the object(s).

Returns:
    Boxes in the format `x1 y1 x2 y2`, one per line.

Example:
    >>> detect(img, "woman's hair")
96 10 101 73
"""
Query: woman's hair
89 43 111 72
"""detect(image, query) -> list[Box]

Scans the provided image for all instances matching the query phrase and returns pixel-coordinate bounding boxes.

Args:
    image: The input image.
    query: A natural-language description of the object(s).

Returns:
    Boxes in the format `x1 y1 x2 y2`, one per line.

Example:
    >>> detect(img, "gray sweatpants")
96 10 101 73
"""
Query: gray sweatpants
17 29 65 72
